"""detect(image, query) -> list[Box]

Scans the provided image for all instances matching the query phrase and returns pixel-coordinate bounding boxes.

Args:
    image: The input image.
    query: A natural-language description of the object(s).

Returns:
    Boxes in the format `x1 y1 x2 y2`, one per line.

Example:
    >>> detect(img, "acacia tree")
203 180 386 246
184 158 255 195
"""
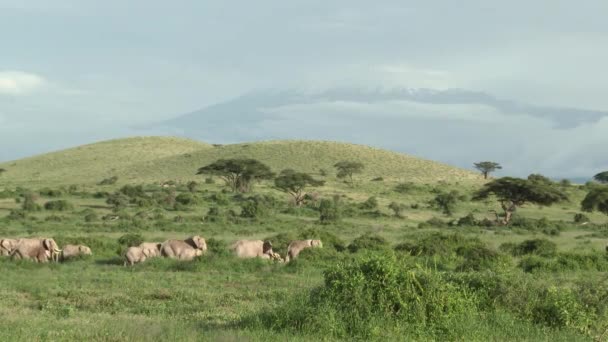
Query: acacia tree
474 161 502 179
473 177 568 225
430 190 466 216
334 161 364 187
593 171 608 184
197 159 274 193
274 169 324 206
581 187 608 217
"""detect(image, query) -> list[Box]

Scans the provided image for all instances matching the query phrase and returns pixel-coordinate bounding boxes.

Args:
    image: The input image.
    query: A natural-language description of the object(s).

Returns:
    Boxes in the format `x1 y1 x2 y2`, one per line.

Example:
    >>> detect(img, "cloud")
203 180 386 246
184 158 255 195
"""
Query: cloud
0 71 46 95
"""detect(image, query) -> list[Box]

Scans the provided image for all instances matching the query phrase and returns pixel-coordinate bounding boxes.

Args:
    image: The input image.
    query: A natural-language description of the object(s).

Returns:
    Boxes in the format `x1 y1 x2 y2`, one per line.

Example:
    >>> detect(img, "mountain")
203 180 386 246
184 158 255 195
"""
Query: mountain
145 88 608 179
0 137 480 187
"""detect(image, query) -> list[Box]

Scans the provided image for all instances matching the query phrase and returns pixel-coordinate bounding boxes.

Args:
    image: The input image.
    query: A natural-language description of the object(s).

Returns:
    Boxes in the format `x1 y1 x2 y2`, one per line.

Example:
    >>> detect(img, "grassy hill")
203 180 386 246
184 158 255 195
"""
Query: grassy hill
0 137 481 187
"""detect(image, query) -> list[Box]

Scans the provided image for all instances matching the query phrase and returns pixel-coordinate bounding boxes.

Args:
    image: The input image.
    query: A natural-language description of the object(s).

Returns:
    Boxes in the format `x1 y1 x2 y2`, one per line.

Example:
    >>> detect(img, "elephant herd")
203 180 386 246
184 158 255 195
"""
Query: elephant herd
0 236 323 266
0 237 91 262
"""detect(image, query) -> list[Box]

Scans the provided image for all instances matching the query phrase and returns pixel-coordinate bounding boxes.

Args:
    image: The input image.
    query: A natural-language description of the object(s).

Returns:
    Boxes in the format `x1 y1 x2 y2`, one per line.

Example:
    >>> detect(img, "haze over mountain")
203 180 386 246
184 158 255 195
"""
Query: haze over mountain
150 87 608 179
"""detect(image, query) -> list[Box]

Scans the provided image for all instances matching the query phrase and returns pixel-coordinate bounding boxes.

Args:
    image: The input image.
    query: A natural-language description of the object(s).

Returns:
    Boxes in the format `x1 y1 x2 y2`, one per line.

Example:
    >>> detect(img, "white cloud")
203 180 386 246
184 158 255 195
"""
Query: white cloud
0 71 46 95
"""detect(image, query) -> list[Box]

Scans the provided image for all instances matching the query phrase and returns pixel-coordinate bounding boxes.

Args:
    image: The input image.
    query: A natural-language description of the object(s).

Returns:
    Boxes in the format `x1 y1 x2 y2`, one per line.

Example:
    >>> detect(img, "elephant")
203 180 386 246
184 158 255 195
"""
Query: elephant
60 244 92 261
286 239 323 262
231 240 274 259
12 245 52 263
0 238 19 256
11 238 61 262
138 242 162 258
160 236 207 261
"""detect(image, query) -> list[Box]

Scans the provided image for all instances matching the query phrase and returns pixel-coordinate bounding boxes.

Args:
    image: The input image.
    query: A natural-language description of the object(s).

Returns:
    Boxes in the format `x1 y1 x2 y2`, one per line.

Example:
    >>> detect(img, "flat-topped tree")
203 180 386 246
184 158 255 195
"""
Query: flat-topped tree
334 161 364 187
274 169 324 206
197 159 274 193
473 177 568 225
474 161 502 179
593 171 608 184
581 187 608 217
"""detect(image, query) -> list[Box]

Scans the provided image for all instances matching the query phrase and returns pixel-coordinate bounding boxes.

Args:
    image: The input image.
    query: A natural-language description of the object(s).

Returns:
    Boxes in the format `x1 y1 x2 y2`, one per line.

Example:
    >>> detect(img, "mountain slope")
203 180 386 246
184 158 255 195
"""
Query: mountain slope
0 137 480 187
0 137 210 187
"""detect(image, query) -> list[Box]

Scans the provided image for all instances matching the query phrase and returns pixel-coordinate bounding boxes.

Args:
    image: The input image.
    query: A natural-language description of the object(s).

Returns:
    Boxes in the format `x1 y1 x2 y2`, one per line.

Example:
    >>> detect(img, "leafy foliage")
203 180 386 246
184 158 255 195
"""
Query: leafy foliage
274 169 324 206
197 158 275 193
581 187 608 216
334 161 364 186
474 161 502 179
430 190 465 216
593 171 608 184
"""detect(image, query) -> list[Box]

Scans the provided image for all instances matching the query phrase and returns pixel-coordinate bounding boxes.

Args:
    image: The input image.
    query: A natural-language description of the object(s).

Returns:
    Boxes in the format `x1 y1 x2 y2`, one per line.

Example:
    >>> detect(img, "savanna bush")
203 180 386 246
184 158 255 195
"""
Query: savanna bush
319 197 341 224
347 233 389 253
117 234 144 248
250 253 479 339
44 200 74 211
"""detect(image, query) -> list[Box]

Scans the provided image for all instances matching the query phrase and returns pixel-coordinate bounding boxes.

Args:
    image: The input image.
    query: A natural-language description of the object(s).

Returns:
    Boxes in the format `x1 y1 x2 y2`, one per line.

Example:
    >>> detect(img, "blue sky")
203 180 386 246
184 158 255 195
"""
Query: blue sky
1 1 607 177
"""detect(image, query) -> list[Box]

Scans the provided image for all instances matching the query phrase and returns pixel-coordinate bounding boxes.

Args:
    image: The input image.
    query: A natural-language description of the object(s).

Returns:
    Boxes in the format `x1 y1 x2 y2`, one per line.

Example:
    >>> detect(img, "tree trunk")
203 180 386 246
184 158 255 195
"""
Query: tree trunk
483 171 488 179
500 201 517 225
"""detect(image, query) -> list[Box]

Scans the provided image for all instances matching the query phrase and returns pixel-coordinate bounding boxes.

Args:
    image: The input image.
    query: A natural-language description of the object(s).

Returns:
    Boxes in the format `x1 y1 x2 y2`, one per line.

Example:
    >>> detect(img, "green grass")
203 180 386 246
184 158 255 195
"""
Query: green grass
0 136 481 187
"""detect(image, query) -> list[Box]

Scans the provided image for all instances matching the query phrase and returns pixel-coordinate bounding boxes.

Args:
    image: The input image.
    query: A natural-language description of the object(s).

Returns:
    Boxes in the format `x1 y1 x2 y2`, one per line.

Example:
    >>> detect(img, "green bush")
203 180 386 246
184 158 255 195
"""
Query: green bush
251 253 478 339
418 217 449 228
117 234 144 248
347 233 389 253
511 239 557 257
175 193 199 206
98 176 118 185
319 197 341 224
359 196 378 210
39 188 64 197
84 212 98 222
574 213 590 224
21 193 42 212
240 196 273 219
44 200 74 211
206 238 231 257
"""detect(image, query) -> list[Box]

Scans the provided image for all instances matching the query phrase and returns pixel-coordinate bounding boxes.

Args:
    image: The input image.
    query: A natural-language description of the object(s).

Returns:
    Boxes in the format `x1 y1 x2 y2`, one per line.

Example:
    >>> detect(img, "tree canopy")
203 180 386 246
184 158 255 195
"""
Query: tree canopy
473 177 568 224
581 187 608 216
197 159 274 193
274 169 324 206
474 161 502 179
334 161 364 186
593 171 608 184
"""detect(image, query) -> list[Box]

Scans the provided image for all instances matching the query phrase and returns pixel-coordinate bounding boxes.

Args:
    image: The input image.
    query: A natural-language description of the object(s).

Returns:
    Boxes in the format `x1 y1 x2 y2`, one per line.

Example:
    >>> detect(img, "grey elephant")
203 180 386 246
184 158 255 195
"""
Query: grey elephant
160 236 207 261
0 238 19 256
138 242 162 258
231 240 274 259
60 244 92 261
286 239 323 262
11 238 61 262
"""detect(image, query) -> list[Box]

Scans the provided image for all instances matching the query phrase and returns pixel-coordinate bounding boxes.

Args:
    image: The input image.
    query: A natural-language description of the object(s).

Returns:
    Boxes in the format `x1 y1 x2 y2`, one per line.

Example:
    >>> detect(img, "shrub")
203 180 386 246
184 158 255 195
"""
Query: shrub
574 213 590 224
84 212 98 222
418 217 449 229
187 181 198 193
117 234 144 248
388 202 406 218
106 193 129 211
394 182 417 194
98 176 118 185
371 177 384 182
360 196 378 210
252 254 478 339
7 209 27 220
457 213 477 226
511 239 557 257
347 233 389 253
119 185 146 198
204 177 215 184
429 190 465 216
39 188 63 197
44 200 74 211
319 197 341 224
206 238 231 257
208 192 229 205
175 193 198 206
240 196 273 219
21 193 42 212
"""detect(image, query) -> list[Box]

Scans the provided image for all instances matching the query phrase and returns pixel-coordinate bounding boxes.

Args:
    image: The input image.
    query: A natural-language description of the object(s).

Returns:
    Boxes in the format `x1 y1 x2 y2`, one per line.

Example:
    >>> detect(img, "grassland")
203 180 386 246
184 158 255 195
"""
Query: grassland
0 136 607 341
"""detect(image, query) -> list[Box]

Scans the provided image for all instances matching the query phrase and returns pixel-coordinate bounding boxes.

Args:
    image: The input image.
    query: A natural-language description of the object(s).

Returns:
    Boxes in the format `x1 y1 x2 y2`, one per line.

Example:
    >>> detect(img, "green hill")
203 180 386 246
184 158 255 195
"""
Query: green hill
0 137 480 186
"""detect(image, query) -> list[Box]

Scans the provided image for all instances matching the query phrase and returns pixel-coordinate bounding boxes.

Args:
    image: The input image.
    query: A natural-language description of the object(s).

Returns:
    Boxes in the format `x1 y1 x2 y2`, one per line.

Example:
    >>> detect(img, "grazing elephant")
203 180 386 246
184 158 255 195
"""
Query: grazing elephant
161 236 207 261
12 245 52 263
231 240 273 259
124 246 147 266
286 239 323 262
11 238 61 262
60 244 92 261
138 242 162 258
0 238 19 256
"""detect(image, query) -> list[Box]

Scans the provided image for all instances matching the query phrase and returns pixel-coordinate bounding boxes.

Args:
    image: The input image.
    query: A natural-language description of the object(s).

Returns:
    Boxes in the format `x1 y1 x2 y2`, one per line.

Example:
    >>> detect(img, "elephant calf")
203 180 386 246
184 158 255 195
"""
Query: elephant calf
231 240 274 259
60 244 92 261
161 236 207 261
124 242 162 266
286 239 323 262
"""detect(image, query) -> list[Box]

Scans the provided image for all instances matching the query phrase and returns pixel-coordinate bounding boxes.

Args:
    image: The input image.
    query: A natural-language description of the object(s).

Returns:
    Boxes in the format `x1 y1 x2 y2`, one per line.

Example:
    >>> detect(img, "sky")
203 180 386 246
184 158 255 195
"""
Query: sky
1 1 607 178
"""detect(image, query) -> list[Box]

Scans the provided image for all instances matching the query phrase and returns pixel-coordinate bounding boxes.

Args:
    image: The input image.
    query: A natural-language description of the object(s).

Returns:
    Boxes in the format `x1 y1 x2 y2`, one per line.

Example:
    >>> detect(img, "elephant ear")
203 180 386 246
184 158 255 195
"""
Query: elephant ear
142 248 153 258
262 241 273 253
156 243 162 251
43 239 52 251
